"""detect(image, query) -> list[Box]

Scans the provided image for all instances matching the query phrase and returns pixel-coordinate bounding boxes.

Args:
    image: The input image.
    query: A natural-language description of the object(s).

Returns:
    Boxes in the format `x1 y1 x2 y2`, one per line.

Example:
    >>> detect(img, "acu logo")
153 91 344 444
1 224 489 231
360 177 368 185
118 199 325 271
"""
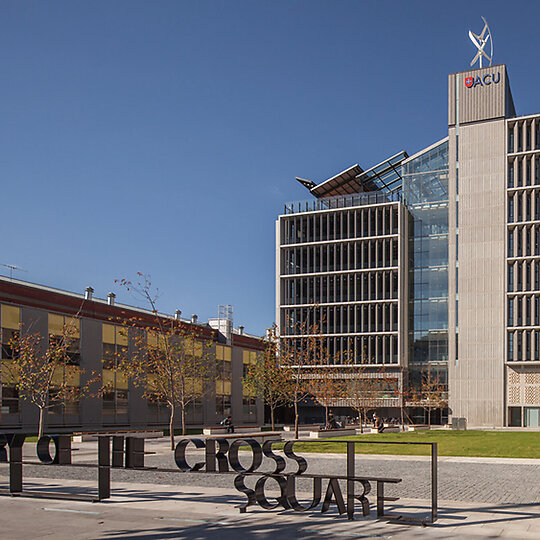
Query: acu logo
465 72 500 88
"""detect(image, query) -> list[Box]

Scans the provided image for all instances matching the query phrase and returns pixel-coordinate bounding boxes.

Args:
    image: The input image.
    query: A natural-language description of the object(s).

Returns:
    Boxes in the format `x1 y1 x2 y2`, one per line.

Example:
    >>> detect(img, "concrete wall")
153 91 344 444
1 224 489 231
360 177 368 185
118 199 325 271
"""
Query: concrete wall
448 118 507 426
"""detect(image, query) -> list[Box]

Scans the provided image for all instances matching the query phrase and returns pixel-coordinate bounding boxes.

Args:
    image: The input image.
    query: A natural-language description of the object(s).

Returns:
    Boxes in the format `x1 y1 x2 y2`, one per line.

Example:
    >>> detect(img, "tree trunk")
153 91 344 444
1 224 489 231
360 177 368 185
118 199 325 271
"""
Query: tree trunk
428 407 431 428
325 405 329 427
359 409 363 433
400 393 405 432
169 404 175 451
38 407 45 438
181 404 186 436
294 400 299 439
270 406 275 431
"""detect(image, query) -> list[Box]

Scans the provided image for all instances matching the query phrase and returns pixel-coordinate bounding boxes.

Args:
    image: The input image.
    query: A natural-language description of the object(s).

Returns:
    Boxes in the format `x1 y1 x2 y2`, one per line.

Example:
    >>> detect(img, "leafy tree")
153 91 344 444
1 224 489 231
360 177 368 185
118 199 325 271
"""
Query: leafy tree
8 316 97 438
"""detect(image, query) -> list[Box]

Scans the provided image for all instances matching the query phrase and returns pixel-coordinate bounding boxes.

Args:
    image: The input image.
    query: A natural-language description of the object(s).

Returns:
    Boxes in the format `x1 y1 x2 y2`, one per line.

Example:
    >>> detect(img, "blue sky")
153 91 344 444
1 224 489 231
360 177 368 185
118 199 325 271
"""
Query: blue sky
1 1 539 335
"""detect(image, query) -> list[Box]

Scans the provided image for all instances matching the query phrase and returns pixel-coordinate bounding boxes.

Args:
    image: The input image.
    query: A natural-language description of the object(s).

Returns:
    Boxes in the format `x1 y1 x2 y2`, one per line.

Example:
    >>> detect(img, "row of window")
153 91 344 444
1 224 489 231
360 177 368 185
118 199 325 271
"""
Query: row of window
281 303 399 336
507 330 540 362
507 226 540 258
508 260 540 292
281 205 399 245
508 119 540 154
282 239 399 275
508 189 540 223
283 335 399 365
507 295 540 327
507 155 540 188
282 270 399 306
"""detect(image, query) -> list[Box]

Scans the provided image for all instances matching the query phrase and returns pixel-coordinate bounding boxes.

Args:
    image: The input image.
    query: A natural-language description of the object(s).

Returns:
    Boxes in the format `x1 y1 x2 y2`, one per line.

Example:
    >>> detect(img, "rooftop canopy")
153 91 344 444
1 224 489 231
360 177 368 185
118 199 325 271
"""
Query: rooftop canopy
296 150 408 199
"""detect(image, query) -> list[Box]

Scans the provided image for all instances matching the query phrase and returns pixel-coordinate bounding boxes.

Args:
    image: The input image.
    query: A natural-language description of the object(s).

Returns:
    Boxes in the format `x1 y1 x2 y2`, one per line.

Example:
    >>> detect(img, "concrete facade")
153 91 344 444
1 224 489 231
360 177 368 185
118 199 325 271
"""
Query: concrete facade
278 64 540 427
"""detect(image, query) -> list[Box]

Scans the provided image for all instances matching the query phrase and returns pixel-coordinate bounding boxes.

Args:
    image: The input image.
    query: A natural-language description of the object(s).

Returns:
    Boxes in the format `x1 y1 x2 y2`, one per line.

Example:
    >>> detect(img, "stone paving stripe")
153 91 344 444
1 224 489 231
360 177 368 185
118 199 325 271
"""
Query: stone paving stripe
42 507 100 515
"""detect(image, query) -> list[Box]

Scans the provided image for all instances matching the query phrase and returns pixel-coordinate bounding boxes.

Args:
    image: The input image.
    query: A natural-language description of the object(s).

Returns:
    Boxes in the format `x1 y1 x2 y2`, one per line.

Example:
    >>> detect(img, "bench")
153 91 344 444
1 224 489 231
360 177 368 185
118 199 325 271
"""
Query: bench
283 424 320 432
406 424 430 431
367 426 401 433
309 428 357 439
206 431 282 443
73 430 163 443
203 425 261 435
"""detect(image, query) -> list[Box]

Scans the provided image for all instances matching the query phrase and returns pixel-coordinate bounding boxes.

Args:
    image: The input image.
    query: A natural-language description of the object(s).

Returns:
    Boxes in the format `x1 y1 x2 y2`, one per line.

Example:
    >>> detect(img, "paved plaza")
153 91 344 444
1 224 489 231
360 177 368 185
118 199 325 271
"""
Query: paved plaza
0 438 539 538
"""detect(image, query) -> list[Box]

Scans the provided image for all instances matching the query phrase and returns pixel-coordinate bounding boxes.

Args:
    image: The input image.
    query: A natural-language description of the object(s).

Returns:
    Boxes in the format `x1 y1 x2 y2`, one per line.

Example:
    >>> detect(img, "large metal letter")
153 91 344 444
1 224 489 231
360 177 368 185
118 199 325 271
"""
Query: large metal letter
262 440 285 473
174 439 205 472
228 439 262 473
286 475 321 511
98 436 111 500
283 441 307 475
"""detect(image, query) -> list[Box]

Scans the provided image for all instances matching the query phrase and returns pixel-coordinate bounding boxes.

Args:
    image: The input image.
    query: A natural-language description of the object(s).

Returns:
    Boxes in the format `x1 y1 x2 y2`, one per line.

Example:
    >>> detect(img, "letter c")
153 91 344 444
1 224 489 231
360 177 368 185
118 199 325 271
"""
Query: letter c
174 438 205 471
483 74 492 85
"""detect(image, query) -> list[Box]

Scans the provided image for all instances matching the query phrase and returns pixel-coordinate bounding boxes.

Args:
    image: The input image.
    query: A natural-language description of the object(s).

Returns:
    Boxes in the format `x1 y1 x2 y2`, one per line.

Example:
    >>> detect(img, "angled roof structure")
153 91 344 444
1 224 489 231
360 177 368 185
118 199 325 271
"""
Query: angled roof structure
296 151 408 199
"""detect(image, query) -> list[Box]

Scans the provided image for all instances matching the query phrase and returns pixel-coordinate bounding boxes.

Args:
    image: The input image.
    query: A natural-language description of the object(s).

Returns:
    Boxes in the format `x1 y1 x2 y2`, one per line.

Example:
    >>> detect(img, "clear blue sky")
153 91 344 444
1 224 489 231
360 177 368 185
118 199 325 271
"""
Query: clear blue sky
1 1 538 335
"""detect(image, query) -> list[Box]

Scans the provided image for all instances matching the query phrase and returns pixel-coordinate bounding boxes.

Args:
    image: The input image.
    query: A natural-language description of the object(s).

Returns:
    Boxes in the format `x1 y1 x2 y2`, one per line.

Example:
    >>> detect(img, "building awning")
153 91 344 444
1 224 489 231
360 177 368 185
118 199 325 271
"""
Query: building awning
296 151 408 199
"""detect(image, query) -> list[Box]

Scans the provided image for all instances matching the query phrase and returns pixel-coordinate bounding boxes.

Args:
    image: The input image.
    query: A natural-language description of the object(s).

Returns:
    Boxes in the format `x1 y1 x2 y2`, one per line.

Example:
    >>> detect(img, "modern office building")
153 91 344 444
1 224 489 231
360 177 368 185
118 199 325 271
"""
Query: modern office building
0 276 264 433
276 64 540 427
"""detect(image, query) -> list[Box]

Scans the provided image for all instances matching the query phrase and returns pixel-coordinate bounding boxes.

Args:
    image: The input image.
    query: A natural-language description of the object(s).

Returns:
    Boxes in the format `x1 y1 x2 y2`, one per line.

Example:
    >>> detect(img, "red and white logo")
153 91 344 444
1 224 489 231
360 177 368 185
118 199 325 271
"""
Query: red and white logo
465 77 474 88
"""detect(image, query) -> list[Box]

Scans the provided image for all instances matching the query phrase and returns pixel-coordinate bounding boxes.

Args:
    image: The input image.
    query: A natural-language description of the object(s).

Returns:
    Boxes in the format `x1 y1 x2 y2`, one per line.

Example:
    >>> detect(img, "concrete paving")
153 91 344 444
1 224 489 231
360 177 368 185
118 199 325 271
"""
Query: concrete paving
0 437 539 538
0 477 539 539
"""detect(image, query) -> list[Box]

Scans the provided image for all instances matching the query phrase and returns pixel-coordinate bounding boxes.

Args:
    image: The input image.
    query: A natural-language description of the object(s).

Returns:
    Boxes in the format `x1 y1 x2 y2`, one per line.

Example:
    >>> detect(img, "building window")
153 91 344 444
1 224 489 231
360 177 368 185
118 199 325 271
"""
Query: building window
216 345 232 421
1 304 20 415
536 122 540 150
518 123 523 152
102 323 129 421
507 332 514 361
508 264 514 292
526 123 532 151
508 230 514 257
49 313 80 365
508 128 514 153
508 298 514 326
508 197 514 222
517 160 523 187
508 160 514 188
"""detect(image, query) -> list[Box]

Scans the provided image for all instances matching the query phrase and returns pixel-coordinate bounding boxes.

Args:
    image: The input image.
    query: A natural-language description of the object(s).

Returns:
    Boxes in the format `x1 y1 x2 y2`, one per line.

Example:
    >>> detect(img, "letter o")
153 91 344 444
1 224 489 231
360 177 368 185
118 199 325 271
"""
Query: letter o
37 435 59 464
228 438 262 473
174 438 205 471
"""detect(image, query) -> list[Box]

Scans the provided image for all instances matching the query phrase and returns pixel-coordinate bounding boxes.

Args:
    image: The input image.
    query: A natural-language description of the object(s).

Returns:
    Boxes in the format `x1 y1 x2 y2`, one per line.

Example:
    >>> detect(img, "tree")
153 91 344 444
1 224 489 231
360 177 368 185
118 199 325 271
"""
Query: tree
242 325 288 431
305 367 344 428
7 316 97 438
409 367 448 427
341 363 376 432
117 274 217 449
279 317 324 439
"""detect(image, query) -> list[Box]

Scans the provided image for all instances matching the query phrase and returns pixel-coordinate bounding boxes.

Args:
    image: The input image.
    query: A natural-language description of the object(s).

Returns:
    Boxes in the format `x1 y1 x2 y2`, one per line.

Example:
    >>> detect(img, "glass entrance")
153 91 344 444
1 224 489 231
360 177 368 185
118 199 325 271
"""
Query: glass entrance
525 407 540 427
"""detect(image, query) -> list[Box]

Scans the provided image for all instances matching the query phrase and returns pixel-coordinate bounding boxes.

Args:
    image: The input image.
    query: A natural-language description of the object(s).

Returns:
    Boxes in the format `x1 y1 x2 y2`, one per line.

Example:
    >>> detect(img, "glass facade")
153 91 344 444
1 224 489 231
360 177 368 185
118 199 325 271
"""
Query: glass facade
402 141 449 370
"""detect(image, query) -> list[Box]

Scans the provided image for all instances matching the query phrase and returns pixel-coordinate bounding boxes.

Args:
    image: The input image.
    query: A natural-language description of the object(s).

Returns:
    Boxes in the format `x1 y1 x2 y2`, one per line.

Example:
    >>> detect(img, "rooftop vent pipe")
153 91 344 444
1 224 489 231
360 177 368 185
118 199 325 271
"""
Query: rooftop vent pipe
85 286 94 300
191 314 198 324
107 292 116 306
238 325 244 335
175 310 182 320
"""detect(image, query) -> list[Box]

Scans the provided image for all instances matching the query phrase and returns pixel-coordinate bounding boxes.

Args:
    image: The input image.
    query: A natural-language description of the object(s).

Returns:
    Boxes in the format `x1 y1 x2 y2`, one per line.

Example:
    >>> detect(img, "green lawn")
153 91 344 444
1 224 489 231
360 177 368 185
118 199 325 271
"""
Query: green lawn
276 431 540 459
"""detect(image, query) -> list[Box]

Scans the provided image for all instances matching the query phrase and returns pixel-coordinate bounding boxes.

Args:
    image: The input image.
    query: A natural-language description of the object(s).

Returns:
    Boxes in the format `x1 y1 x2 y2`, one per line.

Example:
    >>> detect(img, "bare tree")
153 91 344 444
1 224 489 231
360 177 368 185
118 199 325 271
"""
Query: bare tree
409 367 448 427
117 274 217 449
242 325 288 430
